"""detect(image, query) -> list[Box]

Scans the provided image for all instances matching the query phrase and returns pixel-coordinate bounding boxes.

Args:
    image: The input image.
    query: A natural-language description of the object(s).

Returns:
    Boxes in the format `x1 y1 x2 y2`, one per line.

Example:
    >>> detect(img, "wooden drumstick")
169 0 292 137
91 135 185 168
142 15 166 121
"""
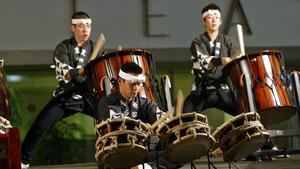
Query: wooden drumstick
236 24 256 112
175 89 184 116
150 107 174 131
237 24 245 56
89 33 106 62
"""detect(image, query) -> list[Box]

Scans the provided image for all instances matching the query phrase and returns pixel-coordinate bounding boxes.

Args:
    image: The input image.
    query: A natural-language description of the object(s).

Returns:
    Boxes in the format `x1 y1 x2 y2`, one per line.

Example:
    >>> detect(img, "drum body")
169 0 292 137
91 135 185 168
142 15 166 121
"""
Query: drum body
95 118 150 169
86 49 163 108
213 112 269 162
156 112 215 164
223 50 297 126
0 59 11 120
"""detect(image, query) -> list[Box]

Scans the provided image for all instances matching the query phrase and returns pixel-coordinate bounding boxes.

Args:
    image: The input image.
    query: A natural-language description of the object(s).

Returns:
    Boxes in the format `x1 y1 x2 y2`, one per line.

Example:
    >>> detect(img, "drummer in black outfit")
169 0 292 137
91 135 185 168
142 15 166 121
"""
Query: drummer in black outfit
98 62 158 123
183 3 240 117
21 11 100 168
97 61 180 169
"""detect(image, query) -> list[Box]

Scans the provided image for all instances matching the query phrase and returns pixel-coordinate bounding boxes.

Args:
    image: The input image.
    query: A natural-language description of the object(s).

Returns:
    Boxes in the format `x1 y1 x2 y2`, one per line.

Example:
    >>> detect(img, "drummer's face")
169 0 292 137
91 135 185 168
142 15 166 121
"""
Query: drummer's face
71 22 91 44
119 75 143 101
203 13 222 32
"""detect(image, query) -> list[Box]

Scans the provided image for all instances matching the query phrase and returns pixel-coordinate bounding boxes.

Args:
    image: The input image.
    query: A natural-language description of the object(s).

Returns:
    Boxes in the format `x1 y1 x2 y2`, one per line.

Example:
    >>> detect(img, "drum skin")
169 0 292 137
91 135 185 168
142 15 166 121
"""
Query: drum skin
213 112 269 162
156 112 215 164
223 50 297 126
0 64 11 120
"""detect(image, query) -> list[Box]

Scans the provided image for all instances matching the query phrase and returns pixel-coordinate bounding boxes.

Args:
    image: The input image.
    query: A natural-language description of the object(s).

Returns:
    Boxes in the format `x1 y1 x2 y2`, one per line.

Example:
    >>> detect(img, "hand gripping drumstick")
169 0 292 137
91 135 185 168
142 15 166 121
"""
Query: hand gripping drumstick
175 89 184 116
89 33 106 62
150 107 174 131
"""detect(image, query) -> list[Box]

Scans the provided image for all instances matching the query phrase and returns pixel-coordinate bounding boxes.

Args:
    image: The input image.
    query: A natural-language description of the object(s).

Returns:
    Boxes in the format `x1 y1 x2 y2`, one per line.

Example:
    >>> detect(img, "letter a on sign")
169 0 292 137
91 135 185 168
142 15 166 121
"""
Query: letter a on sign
223 0 252 35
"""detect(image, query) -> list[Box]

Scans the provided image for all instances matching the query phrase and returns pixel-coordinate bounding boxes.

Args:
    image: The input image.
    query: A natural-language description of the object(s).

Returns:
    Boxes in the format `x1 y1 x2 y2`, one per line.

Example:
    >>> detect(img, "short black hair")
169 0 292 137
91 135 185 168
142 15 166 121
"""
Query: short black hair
120 62 143 75
202 3 221 14
71 11 90 19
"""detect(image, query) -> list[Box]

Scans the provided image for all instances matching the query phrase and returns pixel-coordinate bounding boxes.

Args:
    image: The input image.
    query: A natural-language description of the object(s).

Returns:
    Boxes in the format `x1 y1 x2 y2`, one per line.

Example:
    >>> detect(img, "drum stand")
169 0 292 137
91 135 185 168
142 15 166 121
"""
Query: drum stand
188 151 219 169
251 128 300 159
188 151 241 169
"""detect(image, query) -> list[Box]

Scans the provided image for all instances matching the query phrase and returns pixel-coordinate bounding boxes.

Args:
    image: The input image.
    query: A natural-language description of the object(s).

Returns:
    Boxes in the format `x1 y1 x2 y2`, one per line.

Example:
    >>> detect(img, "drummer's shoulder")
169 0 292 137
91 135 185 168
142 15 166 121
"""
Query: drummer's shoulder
192 33 206 43
99 94 118 105
54 38 73 51
220 34 233 42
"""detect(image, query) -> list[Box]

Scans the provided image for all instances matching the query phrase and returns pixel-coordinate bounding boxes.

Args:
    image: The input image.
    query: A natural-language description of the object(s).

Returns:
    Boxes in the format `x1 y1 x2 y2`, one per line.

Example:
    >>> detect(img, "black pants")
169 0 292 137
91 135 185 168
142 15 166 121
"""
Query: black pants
21 97 97 164
183 89 239 116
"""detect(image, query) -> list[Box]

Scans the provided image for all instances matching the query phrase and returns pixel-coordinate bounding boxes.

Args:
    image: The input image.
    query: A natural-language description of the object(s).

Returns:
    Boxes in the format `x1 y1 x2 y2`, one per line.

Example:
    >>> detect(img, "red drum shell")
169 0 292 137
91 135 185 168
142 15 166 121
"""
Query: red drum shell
223 50 297 126
0 62 11 120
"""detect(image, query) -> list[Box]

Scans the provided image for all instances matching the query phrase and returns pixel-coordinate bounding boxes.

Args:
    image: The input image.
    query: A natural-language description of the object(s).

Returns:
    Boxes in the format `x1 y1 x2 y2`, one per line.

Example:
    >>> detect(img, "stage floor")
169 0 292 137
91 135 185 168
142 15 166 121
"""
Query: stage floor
30 155 300 169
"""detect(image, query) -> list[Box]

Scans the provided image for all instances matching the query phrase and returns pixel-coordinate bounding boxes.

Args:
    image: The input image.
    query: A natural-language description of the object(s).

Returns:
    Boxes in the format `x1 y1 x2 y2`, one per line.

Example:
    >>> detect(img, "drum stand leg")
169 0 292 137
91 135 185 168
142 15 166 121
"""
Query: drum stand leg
207 151 217 169
228 162 239 169
155 146 160 169
190 161 197 169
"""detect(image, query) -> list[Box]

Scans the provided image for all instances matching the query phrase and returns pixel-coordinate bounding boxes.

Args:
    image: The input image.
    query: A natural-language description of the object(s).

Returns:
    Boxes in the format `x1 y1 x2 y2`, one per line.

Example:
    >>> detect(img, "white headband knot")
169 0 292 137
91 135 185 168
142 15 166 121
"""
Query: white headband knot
119 70 146 83
71 18 92 25
202 9 221 18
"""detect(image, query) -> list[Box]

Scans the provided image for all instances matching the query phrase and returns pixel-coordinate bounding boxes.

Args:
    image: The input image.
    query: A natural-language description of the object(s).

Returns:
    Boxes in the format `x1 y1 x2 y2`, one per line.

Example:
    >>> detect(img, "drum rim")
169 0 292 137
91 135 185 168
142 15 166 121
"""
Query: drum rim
222 131 269 161
96 118 148 128
90 48 152 65
212 112 259 137
223 49 282 74
95 118 149 137
156 112 208 135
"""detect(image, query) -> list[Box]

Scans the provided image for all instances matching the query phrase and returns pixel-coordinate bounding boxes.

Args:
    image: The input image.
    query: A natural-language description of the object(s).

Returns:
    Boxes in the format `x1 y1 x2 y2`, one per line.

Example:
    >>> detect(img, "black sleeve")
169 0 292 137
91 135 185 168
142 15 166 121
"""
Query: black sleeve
143 99 158 124
97 96 113 121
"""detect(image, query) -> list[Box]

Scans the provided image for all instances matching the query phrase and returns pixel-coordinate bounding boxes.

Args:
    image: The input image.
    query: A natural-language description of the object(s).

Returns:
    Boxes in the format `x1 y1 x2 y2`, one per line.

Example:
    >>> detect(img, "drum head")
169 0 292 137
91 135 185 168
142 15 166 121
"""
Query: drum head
223 132 268 162
259 106 296 127
165 133 214 164
98 144 148 169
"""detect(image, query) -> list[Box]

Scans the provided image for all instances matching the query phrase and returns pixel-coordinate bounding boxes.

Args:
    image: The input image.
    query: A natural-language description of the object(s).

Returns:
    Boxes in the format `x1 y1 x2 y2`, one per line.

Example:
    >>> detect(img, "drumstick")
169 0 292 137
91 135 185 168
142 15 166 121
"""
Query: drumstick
237 24 245 56
89 33 106 62
150 107 174 131
175 89 184 116
236 24 256 112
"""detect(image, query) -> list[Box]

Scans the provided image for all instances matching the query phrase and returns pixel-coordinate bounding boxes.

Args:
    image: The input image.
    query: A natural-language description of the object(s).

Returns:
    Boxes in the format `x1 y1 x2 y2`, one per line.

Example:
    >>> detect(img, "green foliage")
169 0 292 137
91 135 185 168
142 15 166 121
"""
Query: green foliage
31 120 96 165
8 86 22 127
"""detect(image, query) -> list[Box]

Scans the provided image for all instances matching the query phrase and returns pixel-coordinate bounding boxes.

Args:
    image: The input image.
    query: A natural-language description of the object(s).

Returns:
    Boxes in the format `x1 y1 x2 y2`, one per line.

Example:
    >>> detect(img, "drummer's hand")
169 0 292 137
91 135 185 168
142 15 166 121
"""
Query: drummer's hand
221 57 232 65
212 147 223 157
78 67 85 76
65 67 85 81
65 72 71 81
208 62 214 70
146 123 152 134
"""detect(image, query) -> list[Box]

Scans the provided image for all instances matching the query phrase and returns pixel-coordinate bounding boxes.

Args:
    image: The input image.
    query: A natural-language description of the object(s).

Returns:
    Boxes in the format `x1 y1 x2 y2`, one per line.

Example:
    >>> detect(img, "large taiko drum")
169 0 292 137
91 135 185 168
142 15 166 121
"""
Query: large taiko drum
290 71 300 118
0 58 11 120
86 49 164 108
156 112 215 164
94 118 150 169
223 50 297 126
213 112 269 162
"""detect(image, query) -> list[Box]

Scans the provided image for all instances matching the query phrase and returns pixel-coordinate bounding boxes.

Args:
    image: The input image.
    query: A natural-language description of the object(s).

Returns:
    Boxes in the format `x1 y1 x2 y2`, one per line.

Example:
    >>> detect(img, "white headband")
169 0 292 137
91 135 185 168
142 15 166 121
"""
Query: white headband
119 70 146 83
71 18 92 25
202 10 221 18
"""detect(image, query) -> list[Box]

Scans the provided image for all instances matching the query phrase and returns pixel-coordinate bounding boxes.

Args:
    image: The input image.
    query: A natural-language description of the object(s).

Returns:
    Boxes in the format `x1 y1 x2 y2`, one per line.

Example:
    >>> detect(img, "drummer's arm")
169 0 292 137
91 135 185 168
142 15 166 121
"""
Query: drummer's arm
97 99 112 122
144 99 160 125
53 43 85 81
65 67 85 81
191 42 213 74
